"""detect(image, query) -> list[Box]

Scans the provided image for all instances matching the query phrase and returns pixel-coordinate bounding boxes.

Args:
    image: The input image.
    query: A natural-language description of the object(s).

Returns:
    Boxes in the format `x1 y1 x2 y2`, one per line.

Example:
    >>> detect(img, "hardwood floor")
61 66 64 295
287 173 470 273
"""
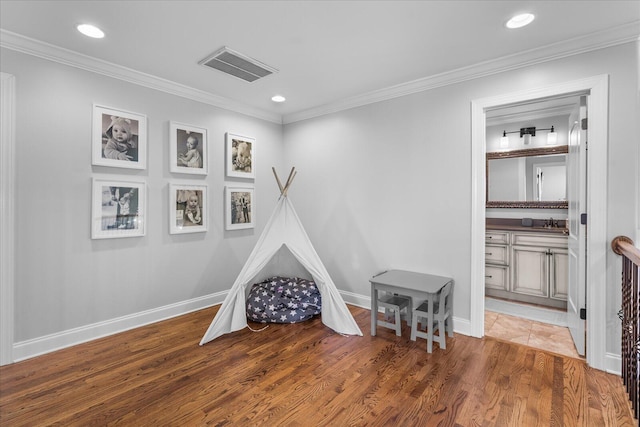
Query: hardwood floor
0 305 635 426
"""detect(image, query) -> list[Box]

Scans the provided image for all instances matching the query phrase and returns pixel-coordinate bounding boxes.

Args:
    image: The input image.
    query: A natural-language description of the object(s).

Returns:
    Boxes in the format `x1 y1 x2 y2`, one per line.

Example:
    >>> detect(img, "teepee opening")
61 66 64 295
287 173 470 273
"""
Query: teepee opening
199 167 363 345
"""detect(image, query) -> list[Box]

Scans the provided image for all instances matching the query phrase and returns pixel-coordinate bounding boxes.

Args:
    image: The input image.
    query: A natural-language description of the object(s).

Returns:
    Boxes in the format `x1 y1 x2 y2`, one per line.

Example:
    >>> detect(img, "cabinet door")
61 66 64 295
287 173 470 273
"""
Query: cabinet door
550 249 568 300
512 246 548 297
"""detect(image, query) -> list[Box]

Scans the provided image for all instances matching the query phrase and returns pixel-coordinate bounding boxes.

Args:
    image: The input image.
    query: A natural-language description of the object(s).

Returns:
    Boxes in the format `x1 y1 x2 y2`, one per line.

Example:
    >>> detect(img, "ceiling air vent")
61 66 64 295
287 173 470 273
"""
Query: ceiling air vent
199 47 277 82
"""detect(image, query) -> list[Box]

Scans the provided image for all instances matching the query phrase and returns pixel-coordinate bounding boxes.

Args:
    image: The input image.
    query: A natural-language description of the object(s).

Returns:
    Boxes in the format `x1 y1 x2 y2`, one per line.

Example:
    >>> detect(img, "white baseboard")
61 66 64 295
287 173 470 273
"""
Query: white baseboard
339 290 371 310
12 289 508 362
12 291 226 362
605 352 622 376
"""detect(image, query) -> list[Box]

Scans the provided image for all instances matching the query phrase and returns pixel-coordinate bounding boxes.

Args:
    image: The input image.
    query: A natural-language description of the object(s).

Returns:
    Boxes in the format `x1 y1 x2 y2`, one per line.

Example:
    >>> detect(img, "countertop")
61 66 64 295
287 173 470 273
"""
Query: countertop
486 218 568 235
486 223 568 235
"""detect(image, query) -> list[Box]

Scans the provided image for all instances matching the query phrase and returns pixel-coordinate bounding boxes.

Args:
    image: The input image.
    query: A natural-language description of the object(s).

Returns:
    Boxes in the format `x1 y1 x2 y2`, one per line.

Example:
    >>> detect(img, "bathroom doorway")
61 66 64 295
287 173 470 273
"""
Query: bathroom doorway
483 95 582 357
470 75 610 370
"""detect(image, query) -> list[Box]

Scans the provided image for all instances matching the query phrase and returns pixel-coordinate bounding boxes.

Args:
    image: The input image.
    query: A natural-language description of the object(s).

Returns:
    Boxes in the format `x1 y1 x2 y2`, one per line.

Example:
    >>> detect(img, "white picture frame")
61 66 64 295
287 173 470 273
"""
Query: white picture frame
170 183 208 234
170 121 208 175
91 178 146 239
92 104 147 169
225 132 255 179
225 186 254 230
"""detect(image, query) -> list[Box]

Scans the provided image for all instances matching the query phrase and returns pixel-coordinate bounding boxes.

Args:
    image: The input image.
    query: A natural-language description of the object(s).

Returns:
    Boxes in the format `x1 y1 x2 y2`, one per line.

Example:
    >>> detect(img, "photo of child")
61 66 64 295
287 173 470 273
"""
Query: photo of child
231 138 252 173
176 130 203 169
92 105 147 170
102 115 139 162
98 185 140 232
174 188 205 231
93 178 146 239
225 186 254 230
230 191 251 225
225 133 255 179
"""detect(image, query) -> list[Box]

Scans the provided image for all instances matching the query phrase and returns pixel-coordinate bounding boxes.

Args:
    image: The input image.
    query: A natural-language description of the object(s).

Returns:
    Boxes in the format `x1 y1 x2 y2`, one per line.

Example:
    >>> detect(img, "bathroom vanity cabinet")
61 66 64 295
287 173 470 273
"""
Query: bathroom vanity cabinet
485 227 567 309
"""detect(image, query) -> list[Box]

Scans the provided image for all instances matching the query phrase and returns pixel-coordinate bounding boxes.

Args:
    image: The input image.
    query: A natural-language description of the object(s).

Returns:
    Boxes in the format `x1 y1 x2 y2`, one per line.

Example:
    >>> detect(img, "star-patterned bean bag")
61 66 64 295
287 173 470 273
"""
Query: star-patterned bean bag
246 276 322 323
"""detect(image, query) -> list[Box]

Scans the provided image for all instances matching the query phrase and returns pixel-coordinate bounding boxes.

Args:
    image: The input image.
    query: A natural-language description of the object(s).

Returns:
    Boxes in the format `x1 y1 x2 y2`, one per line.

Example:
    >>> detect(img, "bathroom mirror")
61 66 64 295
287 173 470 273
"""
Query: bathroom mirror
486 145 569 208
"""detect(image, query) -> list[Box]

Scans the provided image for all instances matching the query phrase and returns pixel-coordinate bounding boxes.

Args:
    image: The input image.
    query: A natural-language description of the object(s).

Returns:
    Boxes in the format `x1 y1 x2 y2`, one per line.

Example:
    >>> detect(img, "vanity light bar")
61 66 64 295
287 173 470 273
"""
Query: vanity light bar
500 126 556 145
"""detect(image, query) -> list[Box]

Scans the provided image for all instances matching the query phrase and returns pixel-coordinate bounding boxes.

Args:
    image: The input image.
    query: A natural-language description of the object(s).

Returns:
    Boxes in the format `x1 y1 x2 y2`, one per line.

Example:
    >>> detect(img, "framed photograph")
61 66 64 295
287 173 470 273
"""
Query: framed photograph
92 178 146 239
92 104 147 169
225 186 254 230
170 183 208 234
170 122 208 175
226 132 255 179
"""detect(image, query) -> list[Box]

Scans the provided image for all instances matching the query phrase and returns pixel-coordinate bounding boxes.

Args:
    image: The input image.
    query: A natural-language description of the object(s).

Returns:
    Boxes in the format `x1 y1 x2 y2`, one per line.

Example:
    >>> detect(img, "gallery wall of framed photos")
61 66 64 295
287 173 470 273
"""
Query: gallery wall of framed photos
4 46 285 351
90 105 259 239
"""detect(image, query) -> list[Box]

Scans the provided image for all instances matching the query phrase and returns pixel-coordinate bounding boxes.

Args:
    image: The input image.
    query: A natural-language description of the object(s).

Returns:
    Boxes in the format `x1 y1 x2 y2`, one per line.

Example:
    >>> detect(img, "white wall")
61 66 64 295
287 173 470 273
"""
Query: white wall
283 42 639 356
1 40 637 362
0 48 283 347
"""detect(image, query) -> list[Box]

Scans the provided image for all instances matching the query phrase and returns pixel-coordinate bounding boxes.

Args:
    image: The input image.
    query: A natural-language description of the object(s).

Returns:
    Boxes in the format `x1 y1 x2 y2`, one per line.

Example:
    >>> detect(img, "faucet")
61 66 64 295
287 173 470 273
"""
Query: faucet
544 217 558 228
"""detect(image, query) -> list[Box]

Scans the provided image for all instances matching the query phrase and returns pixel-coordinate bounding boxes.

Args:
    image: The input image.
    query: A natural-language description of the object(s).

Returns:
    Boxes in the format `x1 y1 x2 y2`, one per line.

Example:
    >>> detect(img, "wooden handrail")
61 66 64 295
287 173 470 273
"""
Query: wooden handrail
612 234 640 420
612 236 640 266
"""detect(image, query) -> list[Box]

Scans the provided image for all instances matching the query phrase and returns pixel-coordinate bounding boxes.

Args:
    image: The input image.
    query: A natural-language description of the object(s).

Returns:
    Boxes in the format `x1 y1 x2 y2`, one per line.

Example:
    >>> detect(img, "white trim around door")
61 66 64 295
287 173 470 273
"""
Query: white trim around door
471 75 609 371
0 72 16 365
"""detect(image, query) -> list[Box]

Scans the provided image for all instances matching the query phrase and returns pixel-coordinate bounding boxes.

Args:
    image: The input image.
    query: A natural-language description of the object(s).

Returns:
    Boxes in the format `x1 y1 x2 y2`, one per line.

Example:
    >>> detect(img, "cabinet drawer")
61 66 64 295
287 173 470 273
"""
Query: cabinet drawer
512 233 567 249
486 231 509 244
485 244 508 265
485 265 508 290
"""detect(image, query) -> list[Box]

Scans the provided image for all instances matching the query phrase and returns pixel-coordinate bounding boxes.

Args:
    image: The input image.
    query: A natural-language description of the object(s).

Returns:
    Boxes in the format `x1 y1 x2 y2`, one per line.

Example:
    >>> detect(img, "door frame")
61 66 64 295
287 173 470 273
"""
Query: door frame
0 72 16 365
470 75 609 371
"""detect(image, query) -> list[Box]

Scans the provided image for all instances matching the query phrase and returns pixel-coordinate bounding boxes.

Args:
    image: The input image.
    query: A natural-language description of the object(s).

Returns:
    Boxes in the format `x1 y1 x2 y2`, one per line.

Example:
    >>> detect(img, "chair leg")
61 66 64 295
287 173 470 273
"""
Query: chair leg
410 312 418 341
437 319 446 350
394 309 402 336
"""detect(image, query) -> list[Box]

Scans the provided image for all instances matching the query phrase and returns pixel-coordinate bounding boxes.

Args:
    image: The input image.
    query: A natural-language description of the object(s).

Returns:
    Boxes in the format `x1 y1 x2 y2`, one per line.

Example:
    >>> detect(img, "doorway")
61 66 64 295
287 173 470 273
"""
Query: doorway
483 95 582 357
470 75 610 371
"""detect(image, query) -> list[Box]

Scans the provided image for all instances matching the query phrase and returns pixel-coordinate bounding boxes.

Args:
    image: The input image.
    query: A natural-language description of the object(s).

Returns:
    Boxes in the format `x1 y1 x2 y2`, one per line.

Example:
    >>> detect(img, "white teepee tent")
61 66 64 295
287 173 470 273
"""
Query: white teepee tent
199 168 362 345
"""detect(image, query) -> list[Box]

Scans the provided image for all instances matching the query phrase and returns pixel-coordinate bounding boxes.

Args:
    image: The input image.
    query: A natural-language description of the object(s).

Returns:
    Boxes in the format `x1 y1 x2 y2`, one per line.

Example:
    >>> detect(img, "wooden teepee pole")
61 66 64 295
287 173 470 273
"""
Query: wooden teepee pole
282 167 297 196
272 167 285 194
272 167 297 196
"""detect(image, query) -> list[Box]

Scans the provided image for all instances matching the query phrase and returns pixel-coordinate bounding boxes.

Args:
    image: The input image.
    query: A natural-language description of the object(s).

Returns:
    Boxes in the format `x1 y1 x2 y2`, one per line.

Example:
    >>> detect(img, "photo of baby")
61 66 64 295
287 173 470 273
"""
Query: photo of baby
102 115 139 162
170 122 208 175
176 130 203 169
226 133 255 179
176 189 202 227
170 184 207 234
231 138 252 173
92 105 147 170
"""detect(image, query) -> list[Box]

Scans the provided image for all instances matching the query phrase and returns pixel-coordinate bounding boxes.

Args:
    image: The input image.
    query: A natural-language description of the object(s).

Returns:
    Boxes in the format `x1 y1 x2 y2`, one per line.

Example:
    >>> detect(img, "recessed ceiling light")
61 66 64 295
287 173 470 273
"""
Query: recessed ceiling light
271 95 286 103
506 13 535 29
77 24 105 39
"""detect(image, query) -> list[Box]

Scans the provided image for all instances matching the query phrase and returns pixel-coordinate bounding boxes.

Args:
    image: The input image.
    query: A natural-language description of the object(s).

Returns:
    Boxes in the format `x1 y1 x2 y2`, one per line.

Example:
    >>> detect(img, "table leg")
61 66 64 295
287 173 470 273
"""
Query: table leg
371 283 377 336
427 295 434 353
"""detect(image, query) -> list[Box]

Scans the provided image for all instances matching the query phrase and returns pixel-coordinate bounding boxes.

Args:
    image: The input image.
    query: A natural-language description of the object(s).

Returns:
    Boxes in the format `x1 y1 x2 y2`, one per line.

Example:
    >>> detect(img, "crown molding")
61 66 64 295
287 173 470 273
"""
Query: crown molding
2 22 638 127
0 30 282 124
283 21 640 124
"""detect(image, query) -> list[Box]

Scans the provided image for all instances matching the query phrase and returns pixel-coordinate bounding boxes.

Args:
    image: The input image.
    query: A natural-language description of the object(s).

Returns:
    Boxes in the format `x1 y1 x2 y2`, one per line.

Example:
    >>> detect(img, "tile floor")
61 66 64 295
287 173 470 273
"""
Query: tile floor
485 310 582 359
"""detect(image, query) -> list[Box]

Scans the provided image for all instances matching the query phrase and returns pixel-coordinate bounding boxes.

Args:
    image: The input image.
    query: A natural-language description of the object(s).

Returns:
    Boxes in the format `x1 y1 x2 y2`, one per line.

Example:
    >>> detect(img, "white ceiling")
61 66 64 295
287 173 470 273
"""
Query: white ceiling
1 1 639 123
